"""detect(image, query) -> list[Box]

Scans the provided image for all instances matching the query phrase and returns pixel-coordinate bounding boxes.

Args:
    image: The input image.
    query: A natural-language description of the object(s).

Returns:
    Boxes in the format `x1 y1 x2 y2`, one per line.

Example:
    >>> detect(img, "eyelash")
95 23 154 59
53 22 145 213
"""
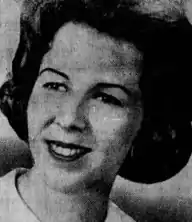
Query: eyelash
43 82 123 107
43 82 67 92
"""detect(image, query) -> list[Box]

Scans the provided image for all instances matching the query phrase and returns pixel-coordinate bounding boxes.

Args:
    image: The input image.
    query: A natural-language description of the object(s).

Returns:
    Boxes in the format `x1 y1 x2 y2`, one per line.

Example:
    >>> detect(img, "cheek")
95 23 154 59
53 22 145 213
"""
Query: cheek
89 106 134 164
27 91 61 137
89 105 132 139
89 124 132 172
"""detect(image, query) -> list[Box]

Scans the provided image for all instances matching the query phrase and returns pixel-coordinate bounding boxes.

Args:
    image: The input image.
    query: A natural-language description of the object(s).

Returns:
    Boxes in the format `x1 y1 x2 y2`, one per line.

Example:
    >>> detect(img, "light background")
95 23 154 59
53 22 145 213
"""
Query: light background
1 0 192 221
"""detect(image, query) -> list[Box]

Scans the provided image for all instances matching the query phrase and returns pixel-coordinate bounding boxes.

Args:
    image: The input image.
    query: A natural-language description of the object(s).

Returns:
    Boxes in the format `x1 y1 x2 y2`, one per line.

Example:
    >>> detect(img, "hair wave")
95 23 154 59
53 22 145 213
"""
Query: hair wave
0 0 192 183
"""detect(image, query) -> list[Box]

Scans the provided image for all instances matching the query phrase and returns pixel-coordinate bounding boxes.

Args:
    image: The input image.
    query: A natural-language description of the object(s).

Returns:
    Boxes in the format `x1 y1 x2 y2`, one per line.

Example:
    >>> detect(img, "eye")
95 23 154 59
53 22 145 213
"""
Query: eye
42 82 67 92
93 92 123 107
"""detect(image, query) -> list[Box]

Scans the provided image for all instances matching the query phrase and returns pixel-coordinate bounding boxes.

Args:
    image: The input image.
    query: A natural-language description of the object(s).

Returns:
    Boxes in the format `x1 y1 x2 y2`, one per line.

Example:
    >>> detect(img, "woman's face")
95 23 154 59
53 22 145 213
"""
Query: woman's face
27 22 142 193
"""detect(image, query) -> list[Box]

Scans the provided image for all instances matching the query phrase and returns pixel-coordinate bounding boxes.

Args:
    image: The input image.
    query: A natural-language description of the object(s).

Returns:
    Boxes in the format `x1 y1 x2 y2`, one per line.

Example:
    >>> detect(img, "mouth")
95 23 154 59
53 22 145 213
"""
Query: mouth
45 140 92 162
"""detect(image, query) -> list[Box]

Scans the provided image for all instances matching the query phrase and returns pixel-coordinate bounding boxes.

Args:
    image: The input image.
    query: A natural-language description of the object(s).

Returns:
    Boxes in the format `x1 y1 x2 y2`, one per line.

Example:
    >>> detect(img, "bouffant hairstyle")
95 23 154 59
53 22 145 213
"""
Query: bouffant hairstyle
0 0 192 184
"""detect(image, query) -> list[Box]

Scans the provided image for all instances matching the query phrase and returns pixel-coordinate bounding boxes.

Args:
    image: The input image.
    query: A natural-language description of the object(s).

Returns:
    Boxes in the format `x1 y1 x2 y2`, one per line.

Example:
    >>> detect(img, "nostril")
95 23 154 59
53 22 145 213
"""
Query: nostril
55 97 89 133
44 117 56 129
65 124 84 134
56 117 88 134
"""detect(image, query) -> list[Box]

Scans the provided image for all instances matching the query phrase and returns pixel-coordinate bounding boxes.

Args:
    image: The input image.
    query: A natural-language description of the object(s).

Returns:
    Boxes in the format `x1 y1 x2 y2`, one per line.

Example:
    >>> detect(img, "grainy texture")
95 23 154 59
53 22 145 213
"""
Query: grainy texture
1 0 192 221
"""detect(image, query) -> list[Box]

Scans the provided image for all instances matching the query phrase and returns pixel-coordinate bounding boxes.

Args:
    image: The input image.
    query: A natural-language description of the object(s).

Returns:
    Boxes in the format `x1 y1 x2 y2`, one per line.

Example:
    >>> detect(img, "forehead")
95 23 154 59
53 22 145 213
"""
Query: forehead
42 22 142 85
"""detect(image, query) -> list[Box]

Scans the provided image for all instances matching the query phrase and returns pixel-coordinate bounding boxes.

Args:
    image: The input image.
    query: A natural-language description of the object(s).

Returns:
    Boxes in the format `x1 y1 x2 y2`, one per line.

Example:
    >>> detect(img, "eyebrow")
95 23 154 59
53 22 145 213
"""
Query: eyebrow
39 67 69 80
93 82 134 97
39 67 140 98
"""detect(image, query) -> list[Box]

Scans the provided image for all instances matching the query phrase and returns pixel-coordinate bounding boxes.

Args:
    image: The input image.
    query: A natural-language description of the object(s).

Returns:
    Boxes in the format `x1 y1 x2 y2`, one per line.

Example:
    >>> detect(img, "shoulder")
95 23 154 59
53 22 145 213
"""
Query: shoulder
0 168 29 201
0 168 31 222
0 169 19 220
106 201 136 222
0 169 17 198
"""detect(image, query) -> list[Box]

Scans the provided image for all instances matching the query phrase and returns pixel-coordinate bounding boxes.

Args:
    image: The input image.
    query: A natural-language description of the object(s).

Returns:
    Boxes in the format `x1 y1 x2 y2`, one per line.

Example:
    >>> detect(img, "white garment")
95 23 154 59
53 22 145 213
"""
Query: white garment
0 168 135 222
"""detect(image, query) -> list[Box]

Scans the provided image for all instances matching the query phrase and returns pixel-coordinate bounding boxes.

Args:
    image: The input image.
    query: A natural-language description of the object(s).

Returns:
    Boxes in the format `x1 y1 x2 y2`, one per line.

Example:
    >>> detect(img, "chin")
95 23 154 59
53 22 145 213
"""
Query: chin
42 166 109 194
31 140 115 194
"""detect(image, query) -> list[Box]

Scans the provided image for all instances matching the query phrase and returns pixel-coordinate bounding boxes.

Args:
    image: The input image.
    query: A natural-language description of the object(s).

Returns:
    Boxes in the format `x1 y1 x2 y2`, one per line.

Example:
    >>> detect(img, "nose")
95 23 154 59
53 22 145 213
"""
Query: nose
55 95 89 134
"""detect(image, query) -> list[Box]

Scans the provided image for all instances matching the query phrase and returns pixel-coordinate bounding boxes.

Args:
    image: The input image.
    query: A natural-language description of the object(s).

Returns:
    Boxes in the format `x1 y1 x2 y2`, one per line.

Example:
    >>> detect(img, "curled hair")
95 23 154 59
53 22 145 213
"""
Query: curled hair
0 0 192 183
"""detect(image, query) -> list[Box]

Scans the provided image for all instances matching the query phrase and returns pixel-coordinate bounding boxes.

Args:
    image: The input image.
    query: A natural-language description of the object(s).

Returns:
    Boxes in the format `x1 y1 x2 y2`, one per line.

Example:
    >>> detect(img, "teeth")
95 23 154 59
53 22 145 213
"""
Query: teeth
51 144 81 156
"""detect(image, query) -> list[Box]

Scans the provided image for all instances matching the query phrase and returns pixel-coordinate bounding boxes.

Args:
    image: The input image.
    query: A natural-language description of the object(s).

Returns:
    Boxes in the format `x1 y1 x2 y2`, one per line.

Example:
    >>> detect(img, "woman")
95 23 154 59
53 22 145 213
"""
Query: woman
0 0 192 222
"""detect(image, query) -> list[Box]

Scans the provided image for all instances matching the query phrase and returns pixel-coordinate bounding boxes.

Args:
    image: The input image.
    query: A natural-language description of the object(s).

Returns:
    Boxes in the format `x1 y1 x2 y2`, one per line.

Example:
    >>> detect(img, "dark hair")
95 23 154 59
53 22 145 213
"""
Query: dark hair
0 0 192 184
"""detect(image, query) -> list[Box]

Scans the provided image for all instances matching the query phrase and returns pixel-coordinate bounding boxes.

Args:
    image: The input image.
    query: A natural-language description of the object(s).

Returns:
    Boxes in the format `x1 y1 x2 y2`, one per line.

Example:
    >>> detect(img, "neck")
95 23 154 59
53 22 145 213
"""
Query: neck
18 167 112 222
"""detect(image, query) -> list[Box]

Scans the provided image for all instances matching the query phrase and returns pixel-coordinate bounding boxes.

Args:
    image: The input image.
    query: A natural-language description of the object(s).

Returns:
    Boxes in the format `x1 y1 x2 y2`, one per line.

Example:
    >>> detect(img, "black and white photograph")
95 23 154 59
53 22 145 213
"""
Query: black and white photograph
0 0 192 221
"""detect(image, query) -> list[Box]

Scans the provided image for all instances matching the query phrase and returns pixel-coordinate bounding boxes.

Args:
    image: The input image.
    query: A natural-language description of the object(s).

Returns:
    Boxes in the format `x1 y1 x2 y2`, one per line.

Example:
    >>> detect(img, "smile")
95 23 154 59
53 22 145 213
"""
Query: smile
45 140 92 162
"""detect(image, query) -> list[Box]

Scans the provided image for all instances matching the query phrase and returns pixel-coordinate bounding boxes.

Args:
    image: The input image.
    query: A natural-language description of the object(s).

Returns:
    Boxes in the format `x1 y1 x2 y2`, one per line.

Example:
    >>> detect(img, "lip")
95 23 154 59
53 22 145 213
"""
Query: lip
45 139 92 151
45 139 92 162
